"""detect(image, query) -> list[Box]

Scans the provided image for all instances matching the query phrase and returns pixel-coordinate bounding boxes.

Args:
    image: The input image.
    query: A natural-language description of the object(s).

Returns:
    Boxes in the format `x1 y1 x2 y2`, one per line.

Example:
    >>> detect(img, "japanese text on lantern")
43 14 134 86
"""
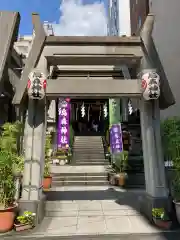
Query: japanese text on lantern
57 99 70 148
110 124 123 154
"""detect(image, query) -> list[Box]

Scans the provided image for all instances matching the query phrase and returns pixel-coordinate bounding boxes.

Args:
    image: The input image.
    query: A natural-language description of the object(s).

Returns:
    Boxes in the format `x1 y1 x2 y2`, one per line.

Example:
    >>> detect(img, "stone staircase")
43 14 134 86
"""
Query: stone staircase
72 136 109 166
47 136 109 188
51 171 108 187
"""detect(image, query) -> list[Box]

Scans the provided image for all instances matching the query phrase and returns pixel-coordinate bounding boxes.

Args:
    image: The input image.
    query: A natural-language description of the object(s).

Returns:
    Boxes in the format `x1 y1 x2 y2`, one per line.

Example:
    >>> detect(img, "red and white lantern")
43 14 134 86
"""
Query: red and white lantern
141 71 160 101
27 71 47 100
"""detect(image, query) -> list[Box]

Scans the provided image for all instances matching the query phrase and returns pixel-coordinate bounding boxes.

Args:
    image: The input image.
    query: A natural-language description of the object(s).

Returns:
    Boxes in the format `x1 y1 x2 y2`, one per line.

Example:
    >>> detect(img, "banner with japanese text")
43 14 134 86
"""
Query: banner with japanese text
110 124 123 154
57 98 70 149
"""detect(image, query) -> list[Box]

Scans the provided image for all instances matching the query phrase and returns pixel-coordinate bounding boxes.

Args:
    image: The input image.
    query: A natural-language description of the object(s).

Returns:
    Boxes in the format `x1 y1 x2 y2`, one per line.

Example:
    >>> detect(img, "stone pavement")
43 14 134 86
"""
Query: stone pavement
2 164 180 239
29 186 161 236
2 186 180 239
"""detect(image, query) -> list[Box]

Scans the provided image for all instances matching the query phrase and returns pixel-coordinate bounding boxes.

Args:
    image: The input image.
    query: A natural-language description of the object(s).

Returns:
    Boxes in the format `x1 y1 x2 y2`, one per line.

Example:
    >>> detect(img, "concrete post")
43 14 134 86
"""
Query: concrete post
19 99 47 224
19 56 48 224
139 14 169 218
153 100 167 189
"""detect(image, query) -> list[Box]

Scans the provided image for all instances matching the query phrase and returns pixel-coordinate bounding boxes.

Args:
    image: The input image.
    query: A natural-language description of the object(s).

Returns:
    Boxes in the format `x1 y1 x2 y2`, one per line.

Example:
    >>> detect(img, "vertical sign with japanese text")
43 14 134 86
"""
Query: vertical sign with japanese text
57 98 70 149
110 124 123 154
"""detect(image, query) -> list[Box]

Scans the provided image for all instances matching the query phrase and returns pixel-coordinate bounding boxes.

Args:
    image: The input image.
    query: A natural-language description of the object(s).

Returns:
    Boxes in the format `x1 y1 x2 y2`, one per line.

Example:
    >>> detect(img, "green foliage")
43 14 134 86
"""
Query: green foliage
114 150 128 173
161 117 180 201
172 179 180 201
0 151 15 209
44 134 51 177
0 121 23 208
0 122 21 153
17 211 36 226
161 117 180 160
152 208 169 220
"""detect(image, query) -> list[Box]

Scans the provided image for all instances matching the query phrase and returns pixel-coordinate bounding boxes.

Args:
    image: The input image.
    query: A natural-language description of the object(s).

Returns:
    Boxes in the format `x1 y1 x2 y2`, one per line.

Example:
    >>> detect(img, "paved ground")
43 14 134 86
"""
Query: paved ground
2 165 180 239
31 187 161 236
2 186 180 239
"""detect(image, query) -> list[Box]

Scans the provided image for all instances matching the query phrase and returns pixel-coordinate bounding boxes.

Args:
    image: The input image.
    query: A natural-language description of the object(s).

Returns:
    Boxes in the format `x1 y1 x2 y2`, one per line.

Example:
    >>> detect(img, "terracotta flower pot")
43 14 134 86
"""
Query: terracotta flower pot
118 173 126 187
153 218 172 230
173 200 180 224
43 176 52 190
14 223 33 232
0 205 17 233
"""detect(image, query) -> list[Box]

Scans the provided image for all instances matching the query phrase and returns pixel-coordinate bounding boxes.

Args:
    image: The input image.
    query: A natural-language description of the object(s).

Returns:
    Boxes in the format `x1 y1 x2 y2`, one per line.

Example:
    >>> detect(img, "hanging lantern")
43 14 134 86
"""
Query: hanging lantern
27 71 47 100
81 102 85 117
141 71 160 101
103 103 108 118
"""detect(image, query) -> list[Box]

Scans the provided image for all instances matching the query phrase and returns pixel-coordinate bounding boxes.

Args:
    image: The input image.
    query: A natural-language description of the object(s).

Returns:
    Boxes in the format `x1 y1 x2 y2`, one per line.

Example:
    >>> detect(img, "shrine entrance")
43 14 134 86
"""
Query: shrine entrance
70 99 109 135
11 12 175 226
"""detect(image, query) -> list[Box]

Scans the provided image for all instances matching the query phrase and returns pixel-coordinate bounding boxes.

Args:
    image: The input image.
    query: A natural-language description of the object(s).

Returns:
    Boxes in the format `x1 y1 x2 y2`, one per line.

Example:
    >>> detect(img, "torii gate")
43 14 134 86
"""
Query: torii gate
11 13 175 224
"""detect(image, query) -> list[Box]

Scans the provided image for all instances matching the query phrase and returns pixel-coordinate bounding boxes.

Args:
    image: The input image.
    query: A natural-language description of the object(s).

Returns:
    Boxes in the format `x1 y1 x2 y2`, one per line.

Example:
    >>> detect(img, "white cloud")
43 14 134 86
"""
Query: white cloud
52 0 107 36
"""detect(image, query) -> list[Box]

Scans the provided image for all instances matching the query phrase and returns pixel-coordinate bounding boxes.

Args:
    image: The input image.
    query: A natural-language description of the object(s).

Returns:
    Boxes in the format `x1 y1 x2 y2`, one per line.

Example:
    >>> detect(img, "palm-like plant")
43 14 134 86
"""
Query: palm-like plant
115 150 129 173
44 134 51 178
161 117 180 201
0 121 23 209
0 151 15 209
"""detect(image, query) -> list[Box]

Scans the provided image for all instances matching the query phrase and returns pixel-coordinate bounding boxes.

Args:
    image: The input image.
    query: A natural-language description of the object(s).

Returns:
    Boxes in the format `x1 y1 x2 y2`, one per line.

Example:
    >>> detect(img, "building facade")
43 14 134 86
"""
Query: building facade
149 0 180 118
14 35 32 57
108 0 180 118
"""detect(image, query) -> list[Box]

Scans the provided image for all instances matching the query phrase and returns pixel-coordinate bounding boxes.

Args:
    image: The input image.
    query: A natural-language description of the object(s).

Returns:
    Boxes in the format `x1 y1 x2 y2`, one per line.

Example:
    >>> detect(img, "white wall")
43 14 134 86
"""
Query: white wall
150 0 180 118
108 0 131 36
118 0 131 36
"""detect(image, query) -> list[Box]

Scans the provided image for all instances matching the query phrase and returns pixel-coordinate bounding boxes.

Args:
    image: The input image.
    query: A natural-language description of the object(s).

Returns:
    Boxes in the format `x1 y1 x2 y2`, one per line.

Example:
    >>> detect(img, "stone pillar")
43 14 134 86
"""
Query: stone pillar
139 73 168 219
19 99 46 224
153 100 167 189
19 55 48 224
139 14 169 220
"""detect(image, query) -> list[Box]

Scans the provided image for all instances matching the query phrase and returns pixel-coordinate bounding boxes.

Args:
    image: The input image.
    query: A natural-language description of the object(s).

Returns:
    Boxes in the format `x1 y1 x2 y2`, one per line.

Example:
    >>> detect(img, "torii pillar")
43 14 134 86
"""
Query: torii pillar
19 55 48 224
139 14 170 220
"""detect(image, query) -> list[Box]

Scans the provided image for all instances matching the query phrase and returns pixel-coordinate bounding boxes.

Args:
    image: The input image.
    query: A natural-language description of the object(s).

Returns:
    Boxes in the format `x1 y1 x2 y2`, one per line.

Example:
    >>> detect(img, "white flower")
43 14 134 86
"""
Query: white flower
32 213 36 216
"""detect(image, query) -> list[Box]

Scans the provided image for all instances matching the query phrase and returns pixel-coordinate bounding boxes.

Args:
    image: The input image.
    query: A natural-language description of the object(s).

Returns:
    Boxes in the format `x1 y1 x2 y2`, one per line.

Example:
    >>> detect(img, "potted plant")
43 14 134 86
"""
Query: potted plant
152 208 172 229
0 151 17 233
161 117 180 223
108 168 116 185
54 148 68 165
0 122 23 232
115 151 128 187
14 211 36 231
172 178 180 223
43 135 52 190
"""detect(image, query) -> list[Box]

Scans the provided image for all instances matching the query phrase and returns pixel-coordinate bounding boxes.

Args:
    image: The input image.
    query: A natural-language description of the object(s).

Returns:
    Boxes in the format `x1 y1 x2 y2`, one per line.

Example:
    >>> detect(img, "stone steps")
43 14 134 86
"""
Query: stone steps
51 171 109 187
73 155 105 159
73 162 109 166
73 158 107 162
72 136 107 166
51 172 107 177
52 180 109 186
52 175 108 181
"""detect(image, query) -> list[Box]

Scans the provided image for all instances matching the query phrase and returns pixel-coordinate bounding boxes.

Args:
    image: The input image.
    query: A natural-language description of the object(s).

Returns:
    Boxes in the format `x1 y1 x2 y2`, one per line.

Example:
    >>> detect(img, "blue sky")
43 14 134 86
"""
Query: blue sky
0 0 107 35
